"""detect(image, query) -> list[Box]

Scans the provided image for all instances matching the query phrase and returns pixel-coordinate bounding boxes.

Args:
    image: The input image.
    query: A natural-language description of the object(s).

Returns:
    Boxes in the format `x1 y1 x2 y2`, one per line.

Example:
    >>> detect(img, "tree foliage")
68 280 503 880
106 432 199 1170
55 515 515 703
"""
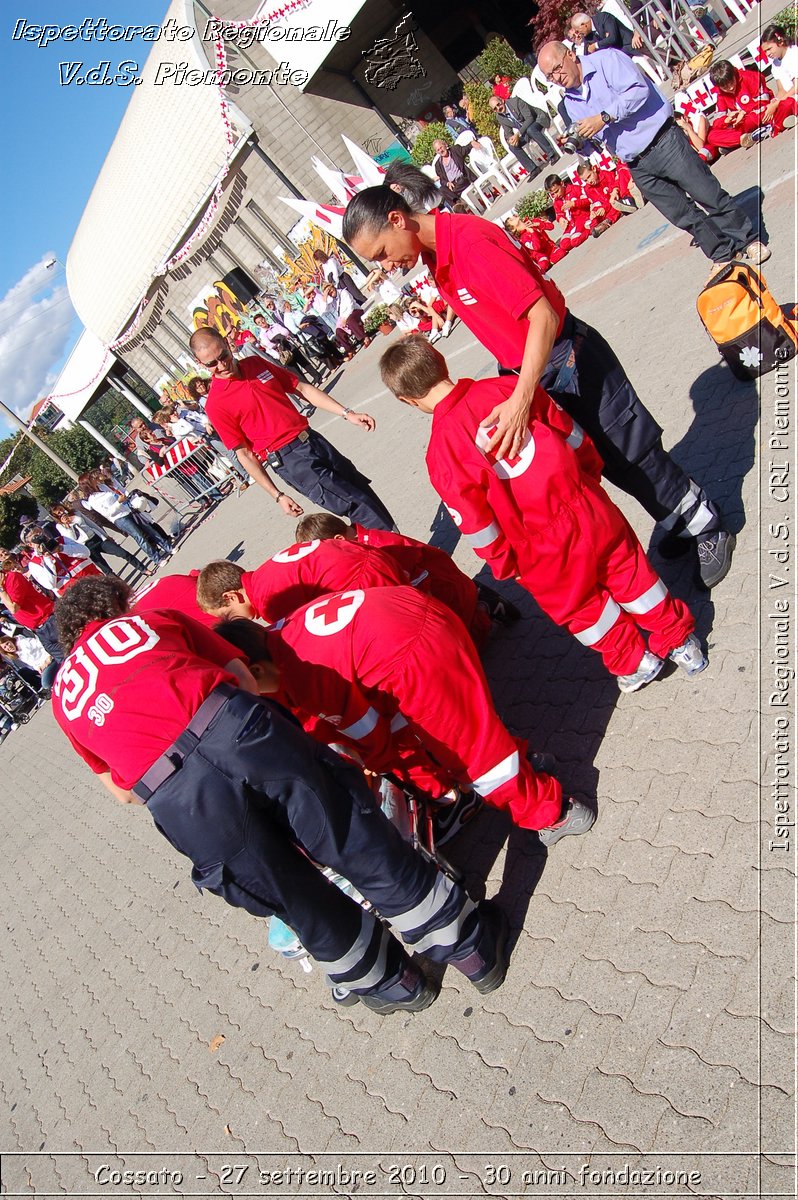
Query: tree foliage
0 490 38 549
474 37 527 83
533 0 597 48
82 387 139 448
463 81 502 150
773 4 798 38
411 122 451 166
515 189 555 220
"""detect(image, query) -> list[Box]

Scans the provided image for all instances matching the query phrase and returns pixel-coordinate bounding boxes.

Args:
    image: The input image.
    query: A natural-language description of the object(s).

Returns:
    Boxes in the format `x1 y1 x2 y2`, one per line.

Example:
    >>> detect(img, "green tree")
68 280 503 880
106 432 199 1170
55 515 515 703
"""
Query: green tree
26 427 105 508
0 490 38 550
474 37 527 83
411 122 451 165
463 81 502 150
83 387 139 448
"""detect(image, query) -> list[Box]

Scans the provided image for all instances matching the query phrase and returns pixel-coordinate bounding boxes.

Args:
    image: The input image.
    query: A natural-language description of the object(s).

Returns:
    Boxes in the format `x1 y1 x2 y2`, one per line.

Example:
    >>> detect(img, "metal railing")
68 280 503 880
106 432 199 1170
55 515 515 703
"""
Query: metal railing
142 437 237 513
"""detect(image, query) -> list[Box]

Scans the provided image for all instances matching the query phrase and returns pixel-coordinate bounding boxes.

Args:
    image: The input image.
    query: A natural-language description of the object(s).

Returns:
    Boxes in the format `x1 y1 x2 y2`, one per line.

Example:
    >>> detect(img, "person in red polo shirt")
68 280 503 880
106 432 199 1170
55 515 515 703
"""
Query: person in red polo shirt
132 570 217 628
50 575 508 1014
195 538 406 625
189 327 394 531
0 549 64 664
342 188 734 591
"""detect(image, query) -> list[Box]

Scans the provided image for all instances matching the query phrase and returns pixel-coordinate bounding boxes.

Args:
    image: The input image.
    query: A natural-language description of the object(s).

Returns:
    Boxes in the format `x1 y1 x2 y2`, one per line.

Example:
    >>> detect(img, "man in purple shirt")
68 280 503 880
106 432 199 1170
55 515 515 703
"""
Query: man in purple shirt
537 43 769 274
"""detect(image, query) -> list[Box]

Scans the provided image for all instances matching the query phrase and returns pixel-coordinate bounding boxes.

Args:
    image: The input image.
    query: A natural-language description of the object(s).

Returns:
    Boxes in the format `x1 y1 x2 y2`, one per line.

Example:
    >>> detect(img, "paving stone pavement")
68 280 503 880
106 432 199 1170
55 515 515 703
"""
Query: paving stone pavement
2 53 796 1200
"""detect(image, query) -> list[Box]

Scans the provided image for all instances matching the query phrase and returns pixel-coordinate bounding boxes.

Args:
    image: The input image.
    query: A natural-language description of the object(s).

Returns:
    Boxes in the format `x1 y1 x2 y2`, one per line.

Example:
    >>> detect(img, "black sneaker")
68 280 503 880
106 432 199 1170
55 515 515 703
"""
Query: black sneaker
468 901 510 995
475 583 521 624
528 751 555 775
432 789 483 846
696 530 736 589
359 973 439 1015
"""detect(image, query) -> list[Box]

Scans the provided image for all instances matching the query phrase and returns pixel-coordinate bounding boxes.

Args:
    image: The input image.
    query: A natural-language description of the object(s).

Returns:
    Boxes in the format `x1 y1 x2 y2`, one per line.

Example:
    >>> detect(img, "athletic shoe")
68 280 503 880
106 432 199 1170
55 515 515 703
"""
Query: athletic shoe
669 632 708 677
696 529 735 589
591 219 613 237
330 985 360 1007
617 650 665 693
475 583 522 624
745 240 771 265
707 260 731 281
781 114 797 131
428 331 442 344
528 751 556 775
740 132 755 150
432 789 483 846
613 197 638 214
538 797 597 848
359 972 439 1015
441 320 452 338
467 901 510 994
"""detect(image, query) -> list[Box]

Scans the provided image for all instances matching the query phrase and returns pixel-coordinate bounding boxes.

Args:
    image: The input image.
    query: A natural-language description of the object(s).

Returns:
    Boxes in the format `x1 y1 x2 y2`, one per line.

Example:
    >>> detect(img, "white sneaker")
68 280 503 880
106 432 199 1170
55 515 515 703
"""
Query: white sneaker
745 240 771 266
441 320 452 338
617 650 665 693
428 331 442 343
669 632 708 677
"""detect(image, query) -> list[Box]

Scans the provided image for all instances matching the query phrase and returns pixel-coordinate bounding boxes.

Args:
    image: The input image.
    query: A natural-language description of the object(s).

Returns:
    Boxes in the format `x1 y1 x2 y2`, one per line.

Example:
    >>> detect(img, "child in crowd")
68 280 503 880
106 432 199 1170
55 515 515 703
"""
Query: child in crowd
380 336 707 694
196 539 406 625
544 175 599 249
576 161 644 225
504 213 564 273
707 59 774 152
761 24 798 135
293 510 520 644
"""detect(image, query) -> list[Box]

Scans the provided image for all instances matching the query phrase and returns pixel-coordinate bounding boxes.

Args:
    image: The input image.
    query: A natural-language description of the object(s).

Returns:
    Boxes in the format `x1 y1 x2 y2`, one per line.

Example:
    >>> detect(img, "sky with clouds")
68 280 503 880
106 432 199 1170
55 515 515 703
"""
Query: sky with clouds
1 0 167 434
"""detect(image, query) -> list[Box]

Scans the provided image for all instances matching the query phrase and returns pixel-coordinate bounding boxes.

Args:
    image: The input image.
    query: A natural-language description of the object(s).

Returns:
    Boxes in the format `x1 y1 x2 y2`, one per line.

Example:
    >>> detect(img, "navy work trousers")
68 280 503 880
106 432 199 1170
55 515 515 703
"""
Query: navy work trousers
144 691 485 999
271 429 394 531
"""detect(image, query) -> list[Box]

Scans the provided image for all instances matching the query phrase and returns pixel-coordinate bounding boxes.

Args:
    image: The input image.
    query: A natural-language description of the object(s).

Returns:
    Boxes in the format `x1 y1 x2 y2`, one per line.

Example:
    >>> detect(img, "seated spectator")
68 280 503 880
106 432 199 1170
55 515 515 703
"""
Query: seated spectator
489 95 558 177
577 159 643 214
312 248 366 306
432 139 475 207
322 283 371 356
296 312 346 372
442 103 476 137
492 73 513 99
0 631 56 692
759 24 798 135
504 213 564 272
706 60 774 152
570 10 633 56
544 173 597 249
252 311 321 384
674 100 714 162
0 550 64 667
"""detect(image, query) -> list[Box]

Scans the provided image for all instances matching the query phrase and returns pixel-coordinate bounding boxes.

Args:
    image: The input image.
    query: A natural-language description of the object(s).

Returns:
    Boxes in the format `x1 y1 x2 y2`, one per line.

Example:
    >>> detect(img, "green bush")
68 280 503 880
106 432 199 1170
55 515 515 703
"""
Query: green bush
515 190 554 220
474 37 526 84
364 304 393 334
411 123 451 166
0 491 38 550
463 81 502 152
772 5 797 37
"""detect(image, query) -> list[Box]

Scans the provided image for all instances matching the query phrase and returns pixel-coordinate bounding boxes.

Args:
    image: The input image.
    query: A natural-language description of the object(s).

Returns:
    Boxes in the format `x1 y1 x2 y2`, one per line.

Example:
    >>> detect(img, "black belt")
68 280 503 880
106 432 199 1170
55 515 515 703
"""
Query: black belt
260 427 310 469
627 117 675 168
132 683 238 802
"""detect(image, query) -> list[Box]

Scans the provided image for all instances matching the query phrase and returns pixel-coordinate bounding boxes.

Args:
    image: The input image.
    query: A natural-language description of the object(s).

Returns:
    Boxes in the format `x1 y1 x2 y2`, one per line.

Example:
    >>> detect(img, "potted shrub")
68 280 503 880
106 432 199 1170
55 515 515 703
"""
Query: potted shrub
515 189 555 221
365 304 394 336
411 123 451 166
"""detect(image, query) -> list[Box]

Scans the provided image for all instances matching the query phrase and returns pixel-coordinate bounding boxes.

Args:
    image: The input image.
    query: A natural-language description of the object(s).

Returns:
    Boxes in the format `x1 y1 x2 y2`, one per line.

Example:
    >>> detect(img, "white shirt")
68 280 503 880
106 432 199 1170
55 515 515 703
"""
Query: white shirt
12 633 51 673
55 514 105 545
378 278 402 305
323 257 343 285
83 485 131 522
771 45 798 92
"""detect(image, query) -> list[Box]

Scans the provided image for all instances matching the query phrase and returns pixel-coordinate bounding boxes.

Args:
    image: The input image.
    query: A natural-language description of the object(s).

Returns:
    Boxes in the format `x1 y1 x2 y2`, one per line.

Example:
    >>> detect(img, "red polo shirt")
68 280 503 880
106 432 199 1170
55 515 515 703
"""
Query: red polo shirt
52 609 240 790
2 570 54 630
422 211 567 369
204 355 306 457
132 571 218 629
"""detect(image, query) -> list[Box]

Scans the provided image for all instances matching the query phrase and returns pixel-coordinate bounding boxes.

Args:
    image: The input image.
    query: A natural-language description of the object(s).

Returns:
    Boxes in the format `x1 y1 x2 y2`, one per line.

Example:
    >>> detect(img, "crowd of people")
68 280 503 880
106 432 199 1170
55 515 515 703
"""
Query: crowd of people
6 15 791 1016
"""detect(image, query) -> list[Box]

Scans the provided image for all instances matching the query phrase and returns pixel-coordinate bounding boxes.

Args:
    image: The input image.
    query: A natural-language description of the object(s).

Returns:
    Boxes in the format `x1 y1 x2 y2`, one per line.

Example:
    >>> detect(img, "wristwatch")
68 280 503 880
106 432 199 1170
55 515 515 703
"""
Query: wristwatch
600 110 613 125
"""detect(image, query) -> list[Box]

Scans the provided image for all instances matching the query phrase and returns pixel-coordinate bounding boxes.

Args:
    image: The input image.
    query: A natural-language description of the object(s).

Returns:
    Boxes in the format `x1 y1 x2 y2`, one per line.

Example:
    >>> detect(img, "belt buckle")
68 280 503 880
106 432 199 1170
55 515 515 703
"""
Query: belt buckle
298 429 309 443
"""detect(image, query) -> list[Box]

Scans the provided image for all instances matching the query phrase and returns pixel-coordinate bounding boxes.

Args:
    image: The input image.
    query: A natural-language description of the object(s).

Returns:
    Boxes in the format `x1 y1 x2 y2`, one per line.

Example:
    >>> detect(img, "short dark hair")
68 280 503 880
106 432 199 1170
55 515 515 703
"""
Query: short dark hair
214 617 272 664
544 174 563 191
342 187 413 244
55 576 131 653
709 59 738 88
295 513 350 542
761 24 790 45
380 333 448 400
576 161 593 177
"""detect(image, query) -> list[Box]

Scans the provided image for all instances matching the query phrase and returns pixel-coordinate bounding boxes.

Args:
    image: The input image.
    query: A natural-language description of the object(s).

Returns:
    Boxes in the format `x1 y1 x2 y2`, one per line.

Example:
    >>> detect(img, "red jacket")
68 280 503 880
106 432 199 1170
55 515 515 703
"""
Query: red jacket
715 67 772 119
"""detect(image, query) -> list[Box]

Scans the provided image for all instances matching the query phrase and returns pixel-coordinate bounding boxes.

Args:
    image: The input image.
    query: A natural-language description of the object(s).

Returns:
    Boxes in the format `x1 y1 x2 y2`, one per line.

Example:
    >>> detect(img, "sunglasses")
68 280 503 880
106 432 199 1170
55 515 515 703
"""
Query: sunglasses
197 347 232 369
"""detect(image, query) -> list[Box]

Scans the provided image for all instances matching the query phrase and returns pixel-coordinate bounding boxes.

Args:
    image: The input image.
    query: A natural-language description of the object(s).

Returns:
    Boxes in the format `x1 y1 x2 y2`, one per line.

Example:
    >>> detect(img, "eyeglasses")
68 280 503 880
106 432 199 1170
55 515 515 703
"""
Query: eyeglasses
197 347 232 369
544 55 570 84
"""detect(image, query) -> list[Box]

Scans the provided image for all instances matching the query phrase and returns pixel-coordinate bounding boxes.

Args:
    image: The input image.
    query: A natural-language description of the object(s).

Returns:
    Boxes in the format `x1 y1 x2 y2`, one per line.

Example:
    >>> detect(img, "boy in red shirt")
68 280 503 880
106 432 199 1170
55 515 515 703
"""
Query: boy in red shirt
380 336 707 693
132 570 218 628
196 538 406 624
576 161 643 218
544 175 605 246
293 510 509 644
504 214 565 272
707 60 774 151
213 588 594 848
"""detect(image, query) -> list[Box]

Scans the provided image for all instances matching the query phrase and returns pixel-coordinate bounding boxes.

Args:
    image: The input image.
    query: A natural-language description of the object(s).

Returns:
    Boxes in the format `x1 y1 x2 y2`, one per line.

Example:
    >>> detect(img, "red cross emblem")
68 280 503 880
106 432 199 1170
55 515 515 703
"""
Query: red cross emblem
598 152 614 170
693 86 710 106
304 590 365 636
272 540 320 564
753 44 768 64
679 99 697 115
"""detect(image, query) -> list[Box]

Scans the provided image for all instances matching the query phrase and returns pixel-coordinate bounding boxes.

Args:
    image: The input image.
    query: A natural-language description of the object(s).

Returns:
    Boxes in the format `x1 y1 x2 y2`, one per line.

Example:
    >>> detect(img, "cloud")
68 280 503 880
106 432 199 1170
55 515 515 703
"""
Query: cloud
0 255 78 421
